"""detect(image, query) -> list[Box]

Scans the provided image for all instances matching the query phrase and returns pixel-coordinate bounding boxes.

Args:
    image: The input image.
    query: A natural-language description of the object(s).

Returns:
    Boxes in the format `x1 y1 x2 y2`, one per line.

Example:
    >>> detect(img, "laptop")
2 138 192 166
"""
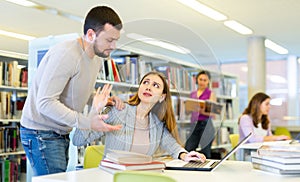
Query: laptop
165 132 253 172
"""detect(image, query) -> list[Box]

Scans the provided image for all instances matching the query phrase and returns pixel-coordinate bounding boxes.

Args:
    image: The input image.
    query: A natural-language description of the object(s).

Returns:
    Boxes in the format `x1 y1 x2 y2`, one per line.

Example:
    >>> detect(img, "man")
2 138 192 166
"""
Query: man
20 6 123 176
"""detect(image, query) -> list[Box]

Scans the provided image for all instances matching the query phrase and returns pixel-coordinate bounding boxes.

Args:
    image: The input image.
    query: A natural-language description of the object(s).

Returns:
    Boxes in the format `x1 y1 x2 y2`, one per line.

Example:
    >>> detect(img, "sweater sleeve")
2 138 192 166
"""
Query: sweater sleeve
72 128 103 146
239 115 264 143
160 127 187 159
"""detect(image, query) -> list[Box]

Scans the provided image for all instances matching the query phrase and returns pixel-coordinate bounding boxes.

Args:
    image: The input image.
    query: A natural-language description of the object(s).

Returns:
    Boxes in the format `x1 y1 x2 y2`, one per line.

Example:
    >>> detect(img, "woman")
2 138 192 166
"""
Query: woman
238 92 290 143
73 71 206 162
185 70 216 159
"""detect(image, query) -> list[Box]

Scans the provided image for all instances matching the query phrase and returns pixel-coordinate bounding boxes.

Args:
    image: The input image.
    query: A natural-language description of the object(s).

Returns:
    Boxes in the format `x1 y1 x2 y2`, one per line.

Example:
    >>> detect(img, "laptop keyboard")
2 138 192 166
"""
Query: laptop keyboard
184 160 210 168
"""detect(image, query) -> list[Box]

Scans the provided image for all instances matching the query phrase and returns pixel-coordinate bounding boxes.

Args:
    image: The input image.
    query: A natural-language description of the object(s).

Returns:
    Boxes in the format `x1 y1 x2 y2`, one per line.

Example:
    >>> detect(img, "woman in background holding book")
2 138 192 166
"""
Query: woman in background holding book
185 70 216 159
238 92 290 143
73 71 206 162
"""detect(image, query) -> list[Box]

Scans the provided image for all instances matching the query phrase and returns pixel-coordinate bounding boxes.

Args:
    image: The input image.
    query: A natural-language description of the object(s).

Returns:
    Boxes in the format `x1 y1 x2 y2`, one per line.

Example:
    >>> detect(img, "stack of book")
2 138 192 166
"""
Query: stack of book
99 150 166 174
251 142 300 175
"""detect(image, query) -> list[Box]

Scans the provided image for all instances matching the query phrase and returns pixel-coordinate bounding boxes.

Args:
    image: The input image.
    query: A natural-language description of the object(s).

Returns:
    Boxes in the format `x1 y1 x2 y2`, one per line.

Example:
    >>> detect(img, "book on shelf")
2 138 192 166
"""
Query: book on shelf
257 143 300 157
0 60 28 88
184 98 223 115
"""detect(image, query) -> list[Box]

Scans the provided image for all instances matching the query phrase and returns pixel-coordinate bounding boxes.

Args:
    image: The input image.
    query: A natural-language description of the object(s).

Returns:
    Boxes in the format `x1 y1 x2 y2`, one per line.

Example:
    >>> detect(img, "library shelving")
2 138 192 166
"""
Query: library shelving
28 33 239 167
0 52 28 182
96 46 239 151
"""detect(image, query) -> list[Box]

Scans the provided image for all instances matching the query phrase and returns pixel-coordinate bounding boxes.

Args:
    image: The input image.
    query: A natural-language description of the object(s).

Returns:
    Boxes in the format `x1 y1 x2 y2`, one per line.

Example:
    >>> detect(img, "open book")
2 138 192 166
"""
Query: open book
185 98 223 115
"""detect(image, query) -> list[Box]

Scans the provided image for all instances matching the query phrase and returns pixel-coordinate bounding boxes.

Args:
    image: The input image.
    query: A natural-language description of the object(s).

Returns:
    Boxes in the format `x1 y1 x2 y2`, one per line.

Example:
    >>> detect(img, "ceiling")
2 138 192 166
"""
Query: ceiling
0 0 299 66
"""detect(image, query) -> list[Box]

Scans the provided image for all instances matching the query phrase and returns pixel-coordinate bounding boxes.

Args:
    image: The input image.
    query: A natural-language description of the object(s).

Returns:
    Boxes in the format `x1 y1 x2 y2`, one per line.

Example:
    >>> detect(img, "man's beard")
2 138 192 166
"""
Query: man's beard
94 44 110 58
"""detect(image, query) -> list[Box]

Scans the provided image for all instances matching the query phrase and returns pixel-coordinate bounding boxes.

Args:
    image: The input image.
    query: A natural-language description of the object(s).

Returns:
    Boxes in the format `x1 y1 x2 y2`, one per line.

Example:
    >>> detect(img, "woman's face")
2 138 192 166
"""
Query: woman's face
138 74 166 105
260 98 271 115
197 74 210 89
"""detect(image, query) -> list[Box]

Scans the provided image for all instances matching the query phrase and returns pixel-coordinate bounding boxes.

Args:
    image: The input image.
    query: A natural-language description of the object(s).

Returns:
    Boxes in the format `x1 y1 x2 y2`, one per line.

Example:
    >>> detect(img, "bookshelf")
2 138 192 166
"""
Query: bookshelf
27 33 239 168
0 53 28 182
97 46 239 150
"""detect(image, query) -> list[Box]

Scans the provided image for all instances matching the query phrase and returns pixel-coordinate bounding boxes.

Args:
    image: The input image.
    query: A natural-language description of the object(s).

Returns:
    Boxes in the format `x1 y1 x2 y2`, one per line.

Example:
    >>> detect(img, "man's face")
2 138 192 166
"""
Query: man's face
93 23 120 58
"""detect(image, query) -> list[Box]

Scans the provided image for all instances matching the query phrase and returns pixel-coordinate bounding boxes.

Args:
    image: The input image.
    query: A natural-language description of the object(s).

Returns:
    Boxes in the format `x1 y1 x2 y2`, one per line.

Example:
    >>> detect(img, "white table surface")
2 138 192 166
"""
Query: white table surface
32 160 299 182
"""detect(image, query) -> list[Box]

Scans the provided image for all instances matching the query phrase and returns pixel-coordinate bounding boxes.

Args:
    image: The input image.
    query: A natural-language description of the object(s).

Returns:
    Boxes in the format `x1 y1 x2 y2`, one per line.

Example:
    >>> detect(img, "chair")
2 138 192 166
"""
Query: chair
229 134 239 148
83 145 105 169
229 134 239 160
113 171 176 182
274 127 292 138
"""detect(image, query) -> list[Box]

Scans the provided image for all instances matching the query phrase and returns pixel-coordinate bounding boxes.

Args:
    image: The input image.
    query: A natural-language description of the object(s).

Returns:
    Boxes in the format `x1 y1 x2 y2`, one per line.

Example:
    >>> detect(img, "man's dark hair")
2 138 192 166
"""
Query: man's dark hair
83 6 122 35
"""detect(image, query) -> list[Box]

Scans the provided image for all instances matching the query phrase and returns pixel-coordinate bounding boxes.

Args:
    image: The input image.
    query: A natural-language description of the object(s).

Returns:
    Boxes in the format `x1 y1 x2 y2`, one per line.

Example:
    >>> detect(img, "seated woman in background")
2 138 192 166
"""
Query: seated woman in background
238 92 290 143
72 71 206 162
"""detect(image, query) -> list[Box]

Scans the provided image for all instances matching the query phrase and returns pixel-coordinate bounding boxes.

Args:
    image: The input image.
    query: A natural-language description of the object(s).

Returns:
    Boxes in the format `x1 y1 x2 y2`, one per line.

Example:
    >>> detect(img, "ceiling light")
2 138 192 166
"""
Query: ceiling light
223 20 253 35
177 0 227 21
267 74 286 84
264 39 288 54
0 49 28 59
298 57 300 64
5 0 38 7
0 29 35 41
241 66 248 72
126 33 191 54
270 98 283 106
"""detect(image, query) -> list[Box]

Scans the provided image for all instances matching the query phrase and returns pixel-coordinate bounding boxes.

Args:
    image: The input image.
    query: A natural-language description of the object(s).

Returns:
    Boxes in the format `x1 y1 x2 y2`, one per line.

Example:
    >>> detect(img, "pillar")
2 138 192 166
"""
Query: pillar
247 36 266 99
287 55 299 125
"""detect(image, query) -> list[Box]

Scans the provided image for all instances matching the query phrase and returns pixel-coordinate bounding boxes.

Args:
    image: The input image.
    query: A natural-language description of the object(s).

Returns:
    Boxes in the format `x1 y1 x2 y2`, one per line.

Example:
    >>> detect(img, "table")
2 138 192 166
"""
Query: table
32 160 299 182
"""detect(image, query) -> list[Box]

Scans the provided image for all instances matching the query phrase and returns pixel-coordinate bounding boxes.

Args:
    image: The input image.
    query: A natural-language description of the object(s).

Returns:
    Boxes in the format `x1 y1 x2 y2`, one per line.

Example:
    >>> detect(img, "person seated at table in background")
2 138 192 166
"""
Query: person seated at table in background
238 92 290 143
72 71 206 162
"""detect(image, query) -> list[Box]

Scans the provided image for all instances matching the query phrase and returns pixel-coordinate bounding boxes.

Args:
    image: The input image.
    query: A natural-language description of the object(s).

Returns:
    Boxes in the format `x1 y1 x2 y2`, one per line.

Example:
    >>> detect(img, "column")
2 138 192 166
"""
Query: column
287 55 299 126
247 36 266 99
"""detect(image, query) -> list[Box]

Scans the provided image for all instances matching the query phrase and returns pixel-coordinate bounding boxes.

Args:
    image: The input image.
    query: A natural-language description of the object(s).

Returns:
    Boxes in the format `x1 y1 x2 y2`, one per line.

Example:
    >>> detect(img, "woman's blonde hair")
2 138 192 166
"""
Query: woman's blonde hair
127 71 181 144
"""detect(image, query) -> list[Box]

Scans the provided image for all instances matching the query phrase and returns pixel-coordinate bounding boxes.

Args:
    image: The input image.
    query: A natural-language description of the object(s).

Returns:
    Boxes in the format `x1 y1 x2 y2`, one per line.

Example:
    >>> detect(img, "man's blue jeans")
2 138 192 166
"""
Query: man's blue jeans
20 126 70 176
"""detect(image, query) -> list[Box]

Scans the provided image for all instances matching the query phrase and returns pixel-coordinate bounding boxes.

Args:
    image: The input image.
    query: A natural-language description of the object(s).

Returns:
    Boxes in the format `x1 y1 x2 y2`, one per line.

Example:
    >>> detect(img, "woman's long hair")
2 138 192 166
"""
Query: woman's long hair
238 92 270 129
127 71 181 144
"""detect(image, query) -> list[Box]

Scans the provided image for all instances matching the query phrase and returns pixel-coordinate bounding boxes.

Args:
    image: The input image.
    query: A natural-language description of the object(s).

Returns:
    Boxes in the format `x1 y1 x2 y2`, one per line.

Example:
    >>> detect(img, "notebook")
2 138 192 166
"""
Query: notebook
165 132 253 172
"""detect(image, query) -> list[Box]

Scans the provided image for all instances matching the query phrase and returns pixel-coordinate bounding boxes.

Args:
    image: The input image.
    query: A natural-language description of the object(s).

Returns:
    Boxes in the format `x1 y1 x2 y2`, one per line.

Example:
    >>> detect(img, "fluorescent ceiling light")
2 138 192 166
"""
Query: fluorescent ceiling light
127 33 191 54
270 98 283 106
177 0 227 21
0 49 28 59
223 20 253 35
5 0 38 7
265 39 288 54
267 74 286 84
0 29 35 40
241 66 248 72
298 57 300 64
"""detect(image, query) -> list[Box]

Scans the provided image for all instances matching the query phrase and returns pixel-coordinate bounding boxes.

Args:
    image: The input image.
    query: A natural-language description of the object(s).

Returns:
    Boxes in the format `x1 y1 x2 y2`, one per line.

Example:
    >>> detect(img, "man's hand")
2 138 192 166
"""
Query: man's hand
108 96 125 110
91 114 122 132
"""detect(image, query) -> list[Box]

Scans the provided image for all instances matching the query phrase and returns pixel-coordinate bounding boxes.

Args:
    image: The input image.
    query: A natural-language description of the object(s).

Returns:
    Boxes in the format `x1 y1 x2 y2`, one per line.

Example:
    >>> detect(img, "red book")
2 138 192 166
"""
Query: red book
100 159 166 171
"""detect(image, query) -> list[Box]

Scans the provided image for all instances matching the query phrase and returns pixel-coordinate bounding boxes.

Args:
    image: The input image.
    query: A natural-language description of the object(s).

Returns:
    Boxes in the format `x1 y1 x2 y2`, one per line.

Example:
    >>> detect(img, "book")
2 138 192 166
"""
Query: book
251 157 300 170
99 165 164 174
257 143 300 157
251 151 300 164
100 159 166 171
252 162 300 175
105 150 152 164
184 98 223 115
